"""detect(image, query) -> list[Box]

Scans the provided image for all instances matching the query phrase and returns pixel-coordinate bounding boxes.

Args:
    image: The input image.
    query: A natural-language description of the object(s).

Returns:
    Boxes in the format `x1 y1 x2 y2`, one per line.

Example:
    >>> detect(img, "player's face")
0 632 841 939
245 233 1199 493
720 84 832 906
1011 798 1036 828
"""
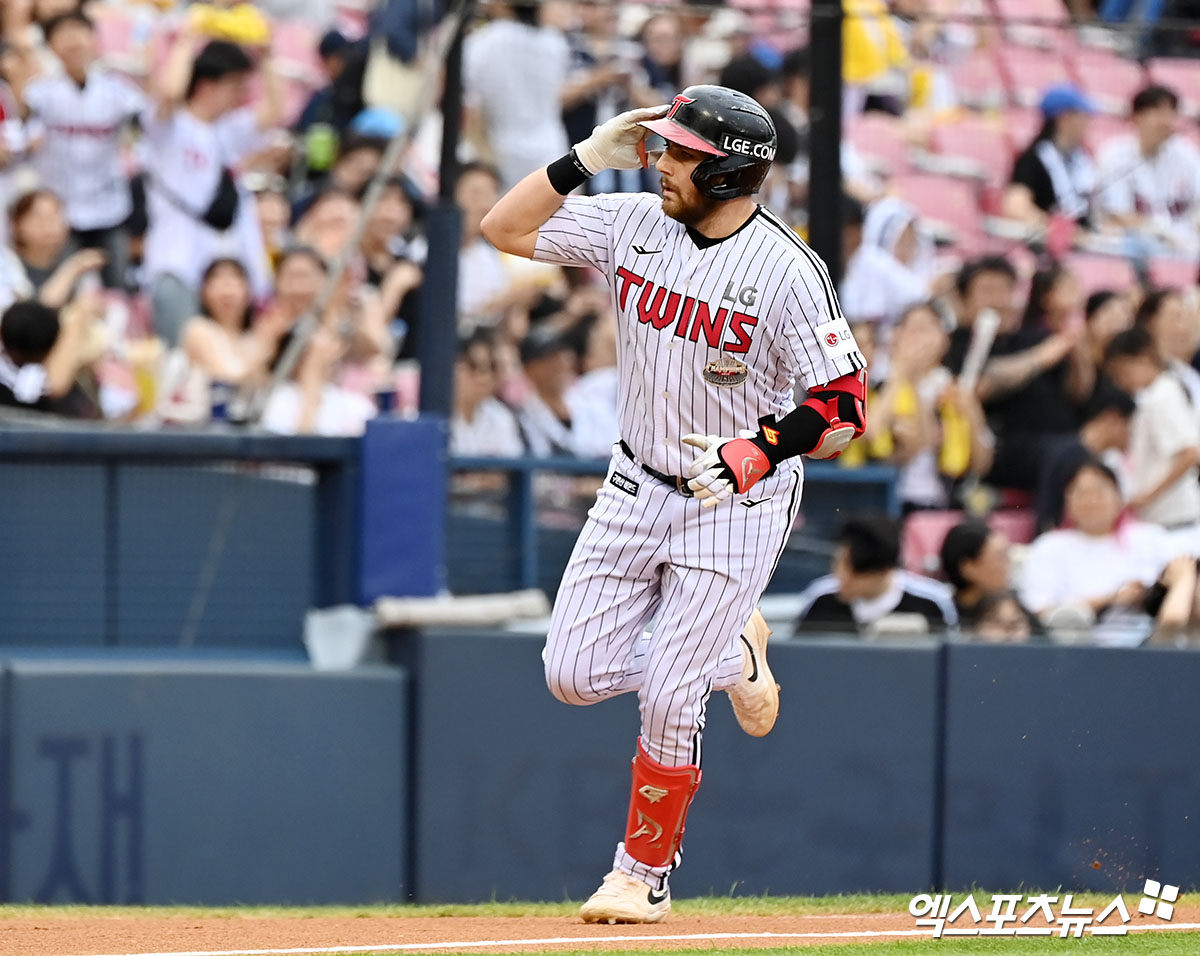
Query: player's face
655 142 719 225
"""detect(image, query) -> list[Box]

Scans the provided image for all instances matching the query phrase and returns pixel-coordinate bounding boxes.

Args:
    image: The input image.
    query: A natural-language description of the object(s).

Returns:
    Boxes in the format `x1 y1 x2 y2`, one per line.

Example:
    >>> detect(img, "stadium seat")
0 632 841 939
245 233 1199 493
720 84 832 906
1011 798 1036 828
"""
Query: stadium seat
892 173 984 243
995 45 1071 108
847 112 912 175
1147 59 1200 117
901 507 1035 577
1066 253 1138 296
901 509 964 576
930 115 1014 189
271 20 323 80
1069 49 1146 115
1002 106 1043 151
1149 258 1199 290
992 0 1070 52
93 7 147 76
947 50 1007 111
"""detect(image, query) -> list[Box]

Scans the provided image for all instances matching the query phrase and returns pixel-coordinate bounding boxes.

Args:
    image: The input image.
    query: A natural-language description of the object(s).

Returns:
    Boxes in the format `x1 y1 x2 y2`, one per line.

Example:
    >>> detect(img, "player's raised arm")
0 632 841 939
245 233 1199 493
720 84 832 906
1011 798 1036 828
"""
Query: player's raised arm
481 105 667 259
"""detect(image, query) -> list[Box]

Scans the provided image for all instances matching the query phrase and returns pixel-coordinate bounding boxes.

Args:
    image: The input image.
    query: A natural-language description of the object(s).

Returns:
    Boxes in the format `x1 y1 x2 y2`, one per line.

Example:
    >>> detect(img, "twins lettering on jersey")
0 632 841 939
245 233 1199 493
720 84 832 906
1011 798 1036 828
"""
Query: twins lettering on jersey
615 267 759 354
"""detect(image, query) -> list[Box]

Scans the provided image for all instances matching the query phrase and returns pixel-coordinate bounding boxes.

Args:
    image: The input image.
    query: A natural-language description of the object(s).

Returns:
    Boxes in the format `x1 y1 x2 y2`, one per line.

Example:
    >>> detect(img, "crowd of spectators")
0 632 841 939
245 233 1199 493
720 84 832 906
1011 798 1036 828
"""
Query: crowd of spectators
0 0 1199 643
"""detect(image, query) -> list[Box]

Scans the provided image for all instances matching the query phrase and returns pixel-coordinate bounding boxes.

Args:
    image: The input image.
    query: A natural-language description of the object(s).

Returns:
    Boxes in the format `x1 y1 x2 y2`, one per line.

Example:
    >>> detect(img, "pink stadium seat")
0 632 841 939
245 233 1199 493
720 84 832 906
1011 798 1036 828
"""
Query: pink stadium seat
1066 253 1138 297
901 510 964 576
930 116 1014 188
272 20 323 77
1149 258 1199 290
900 509 1036 578
995 45 1071 108
1001 106 1043 150
892 173 984 242
1147 58 1200 116
1070 50 1146 115
93 8 146 75
847 113 912 175
992 0 1070 52
948 50 1008 110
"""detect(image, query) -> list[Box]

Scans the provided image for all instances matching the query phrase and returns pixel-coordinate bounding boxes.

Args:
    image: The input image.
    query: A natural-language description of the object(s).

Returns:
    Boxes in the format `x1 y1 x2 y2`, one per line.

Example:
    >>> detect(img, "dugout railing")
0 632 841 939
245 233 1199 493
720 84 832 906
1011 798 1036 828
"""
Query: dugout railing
0 417 900 647
447 456 900 596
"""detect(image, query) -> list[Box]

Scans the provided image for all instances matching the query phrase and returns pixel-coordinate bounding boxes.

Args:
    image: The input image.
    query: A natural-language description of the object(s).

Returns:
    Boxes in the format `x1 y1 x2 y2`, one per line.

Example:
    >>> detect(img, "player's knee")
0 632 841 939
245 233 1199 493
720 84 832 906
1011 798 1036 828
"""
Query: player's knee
544 662 600 706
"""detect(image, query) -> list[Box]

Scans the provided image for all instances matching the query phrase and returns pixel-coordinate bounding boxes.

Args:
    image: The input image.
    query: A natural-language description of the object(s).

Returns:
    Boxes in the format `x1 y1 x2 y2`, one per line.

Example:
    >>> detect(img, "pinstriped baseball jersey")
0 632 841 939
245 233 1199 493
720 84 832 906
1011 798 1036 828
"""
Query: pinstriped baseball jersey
533 192 866 475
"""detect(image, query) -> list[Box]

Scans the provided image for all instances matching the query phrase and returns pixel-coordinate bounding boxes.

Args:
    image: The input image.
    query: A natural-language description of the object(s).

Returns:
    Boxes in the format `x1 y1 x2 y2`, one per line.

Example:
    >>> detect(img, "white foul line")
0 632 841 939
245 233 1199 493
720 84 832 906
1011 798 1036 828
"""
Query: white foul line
59 920 1200 956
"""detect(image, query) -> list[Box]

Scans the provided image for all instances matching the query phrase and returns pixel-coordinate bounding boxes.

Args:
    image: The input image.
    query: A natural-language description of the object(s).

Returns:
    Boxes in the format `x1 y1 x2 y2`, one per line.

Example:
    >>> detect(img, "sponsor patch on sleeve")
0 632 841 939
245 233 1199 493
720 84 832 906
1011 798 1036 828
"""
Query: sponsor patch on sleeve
814 318 859 359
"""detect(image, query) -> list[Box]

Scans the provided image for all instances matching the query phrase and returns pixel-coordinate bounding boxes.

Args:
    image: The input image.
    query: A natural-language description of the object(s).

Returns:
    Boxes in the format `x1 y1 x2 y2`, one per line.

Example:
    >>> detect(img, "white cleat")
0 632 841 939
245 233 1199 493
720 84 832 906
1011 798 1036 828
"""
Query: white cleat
726 608 780 737
579 870 671 924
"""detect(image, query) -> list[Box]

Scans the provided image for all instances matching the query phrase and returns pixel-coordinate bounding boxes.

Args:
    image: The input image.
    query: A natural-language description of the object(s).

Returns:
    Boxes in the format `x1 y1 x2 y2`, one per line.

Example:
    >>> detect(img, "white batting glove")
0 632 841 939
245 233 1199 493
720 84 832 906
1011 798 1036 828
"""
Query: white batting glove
683 430 765 509
574 105 670 175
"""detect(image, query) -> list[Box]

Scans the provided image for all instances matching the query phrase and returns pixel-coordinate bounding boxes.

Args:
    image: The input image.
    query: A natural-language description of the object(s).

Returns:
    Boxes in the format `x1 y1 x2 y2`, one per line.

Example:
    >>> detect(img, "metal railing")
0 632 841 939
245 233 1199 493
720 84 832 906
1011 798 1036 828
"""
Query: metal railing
449 455 899 593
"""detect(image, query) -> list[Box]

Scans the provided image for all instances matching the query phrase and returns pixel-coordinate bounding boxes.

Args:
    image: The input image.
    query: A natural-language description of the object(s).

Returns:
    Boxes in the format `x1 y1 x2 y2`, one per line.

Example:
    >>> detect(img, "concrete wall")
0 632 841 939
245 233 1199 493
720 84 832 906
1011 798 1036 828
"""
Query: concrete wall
404 633 940 901
0 639 1195 904
0 661 407 904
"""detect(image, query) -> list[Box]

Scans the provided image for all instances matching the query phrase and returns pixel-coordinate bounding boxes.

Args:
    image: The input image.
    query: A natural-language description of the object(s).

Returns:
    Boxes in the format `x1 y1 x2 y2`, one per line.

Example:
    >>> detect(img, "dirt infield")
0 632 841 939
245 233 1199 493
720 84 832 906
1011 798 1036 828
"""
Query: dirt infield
1 904 1197 956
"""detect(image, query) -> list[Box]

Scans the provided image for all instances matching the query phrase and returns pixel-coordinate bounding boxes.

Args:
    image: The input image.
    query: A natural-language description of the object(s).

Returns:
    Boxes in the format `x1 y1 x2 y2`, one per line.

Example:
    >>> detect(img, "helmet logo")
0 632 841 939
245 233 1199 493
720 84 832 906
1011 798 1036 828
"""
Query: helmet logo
720 135 777 161
667 94 696 119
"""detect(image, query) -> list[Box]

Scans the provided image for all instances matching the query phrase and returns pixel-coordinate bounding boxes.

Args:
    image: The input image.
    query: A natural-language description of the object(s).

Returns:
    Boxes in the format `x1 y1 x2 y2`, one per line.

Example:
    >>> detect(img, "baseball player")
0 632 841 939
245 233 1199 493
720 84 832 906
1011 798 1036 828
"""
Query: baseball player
482 85 867 924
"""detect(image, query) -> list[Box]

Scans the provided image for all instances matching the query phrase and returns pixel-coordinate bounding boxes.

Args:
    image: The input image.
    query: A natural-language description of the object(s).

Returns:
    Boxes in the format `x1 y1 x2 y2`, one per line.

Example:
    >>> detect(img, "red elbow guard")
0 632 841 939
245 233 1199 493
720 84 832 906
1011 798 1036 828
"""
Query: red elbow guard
800 370 868 460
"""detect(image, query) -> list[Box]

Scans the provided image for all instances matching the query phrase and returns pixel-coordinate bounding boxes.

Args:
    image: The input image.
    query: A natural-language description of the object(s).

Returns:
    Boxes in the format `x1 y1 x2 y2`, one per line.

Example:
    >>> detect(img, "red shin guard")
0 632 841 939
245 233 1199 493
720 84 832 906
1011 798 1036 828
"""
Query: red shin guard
623 739 702 867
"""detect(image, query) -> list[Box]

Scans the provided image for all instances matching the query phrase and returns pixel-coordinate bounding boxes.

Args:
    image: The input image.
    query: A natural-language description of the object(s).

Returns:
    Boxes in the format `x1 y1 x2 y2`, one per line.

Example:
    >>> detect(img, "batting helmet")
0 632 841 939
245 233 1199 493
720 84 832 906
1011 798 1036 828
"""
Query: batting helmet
639 85 778 200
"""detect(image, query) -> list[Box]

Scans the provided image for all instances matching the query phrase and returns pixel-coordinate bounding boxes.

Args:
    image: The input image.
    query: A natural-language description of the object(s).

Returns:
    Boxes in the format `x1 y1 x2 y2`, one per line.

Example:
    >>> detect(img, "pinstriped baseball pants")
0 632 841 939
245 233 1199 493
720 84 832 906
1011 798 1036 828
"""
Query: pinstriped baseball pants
543 448 803 885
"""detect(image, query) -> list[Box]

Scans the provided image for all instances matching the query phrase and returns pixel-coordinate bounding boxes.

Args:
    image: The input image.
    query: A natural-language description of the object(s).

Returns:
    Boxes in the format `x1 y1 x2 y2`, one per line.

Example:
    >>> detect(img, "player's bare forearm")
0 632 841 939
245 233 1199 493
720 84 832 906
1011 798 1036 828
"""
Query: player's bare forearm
479 167 567 260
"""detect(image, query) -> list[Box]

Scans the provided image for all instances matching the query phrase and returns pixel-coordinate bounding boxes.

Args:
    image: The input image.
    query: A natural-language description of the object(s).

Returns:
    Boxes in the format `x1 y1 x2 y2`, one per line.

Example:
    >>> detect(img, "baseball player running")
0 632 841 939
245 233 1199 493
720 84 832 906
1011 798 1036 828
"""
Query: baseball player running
482 85 867 924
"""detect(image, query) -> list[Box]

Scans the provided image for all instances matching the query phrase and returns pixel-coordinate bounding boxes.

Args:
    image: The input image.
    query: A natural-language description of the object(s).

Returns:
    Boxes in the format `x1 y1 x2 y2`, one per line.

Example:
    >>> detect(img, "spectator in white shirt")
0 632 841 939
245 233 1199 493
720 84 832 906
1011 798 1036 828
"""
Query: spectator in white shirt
464 2 570 189
456 161 541 334
22 12 147 290
1096 85 1200 259
1133 288 1200 409
1104 325 1200 529
1019 457 1196 644
451 330 524 457
840 197 934 327
143 35 283 346
260 324 376 437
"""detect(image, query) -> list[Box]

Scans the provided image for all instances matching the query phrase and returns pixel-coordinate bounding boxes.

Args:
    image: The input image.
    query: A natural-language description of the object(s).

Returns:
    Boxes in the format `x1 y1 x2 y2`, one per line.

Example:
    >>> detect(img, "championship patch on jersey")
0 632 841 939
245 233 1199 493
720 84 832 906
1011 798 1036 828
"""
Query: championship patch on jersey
701 354 749 388
815 318 858 359
609 472 640 497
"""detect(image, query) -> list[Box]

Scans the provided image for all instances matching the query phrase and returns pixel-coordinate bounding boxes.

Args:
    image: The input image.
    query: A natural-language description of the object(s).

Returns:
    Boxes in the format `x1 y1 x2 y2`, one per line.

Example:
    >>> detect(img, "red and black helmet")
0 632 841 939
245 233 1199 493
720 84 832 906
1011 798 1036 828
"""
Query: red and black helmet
639 84 778 200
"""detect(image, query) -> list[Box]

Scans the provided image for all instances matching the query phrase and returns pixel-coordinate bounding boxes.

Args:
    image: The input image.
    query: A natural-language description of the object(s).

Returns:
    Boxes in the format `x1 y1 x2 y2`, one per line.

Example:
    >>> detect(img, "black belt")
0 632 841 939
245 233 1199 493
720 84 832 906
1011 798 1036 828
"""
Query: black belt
618 440 694 497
